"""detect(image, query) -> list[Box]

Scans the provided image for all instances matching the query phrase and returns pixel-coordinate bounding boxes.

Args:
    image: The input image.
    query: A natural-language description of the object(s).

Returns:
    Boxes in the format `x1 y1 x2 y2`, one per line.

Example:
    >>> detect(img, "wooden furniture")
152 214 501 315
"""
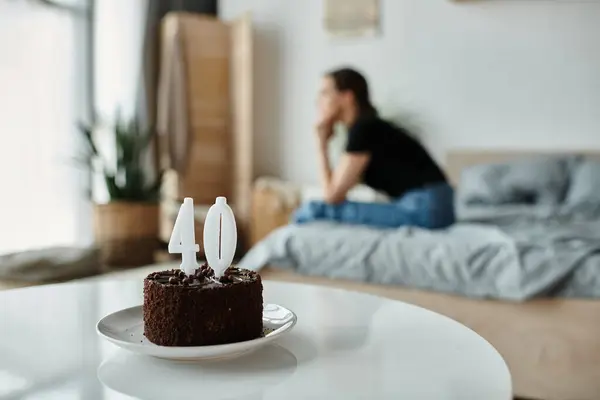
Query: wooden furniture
159 12 253 249
250 149 600 400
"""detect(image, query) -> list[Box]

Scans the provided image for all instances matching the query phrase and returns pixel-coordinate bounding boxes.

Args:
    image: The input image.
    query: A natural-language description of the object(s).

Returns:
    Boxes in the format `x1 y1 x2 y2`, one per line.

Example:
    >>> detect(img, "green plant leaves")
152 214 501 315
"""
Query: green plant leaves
77 121 99 156
75 114 162 203
103 171 123 200
143 170 164 203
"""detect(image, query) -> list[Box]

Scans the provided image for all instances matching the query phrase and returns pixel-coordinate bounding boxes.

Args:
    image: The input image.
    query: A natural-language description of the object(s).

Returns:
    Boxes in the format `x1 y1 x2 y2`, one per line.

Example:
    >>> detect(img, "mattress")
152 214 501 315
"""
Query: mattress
239 211 600 301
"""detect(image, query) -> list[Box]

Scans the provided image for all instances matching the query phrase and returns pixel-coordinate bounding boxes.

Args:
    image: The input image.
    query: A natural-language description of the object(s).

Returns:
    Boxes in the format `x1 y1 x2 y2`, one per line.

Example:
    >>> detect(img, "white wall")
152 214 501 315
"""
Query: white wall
221 0 600 185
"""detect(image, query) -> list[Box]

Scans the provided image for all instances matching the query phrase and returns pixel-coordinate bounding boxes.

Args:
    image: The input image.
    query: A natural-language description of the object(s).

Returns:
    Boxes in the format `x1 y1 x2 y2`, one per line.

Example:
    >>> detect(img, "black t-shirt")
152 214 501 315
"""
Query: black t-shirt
345 115 447 198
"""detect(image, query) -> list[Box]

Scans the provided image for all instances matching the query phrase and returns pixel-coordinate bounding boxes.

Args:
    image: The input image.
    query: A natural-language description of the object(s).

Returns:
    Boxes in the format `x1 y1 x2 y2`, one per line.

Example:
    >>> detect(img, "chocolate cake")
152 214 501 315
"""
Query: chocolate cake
143 263 263 347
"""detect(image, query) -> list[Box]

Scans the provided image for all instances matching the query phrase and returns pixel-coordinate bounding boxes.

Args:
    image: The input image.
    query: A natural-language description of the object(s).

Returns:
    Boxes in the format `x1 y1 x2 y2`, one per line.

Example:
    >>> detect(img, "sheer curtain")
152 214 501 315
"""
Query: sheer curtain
0 2 88 254
95 1 147 121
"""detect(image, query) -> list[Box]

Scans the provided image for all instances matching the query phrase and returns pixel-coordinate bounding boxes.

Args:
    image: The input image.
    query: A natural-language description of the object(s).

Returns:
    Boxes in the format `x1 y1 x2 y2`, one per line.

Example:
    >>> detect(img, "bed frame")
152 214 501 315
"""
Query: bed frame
263 149 600 400
446 149 600 185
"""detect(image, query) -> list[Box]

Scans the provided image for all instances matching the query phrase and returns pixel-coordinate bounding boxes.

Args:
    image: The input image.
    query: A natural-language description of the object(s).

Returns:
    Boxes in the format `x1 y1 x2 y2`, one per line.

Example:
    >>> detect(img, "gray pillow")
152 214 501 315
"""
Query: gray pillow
458 163 511 205
458 156 575 206
565 160 600 205
501 157 575 205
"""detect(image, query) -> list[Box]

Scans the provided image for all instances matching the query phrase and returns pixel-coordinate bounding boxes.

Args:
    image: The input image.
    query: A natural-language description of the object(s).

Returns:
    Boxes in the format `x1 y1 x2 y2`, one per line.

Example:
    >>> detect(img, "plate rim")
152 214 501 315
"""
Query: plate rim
96 303 297 355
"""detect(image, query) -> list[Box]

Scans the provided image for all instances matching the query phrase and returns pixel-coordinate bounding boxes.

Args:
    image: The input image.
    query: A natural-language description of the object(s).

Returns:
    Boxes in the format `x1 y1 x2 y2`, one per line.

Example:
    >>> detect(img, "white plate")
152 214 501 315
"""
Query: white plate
97 303 297 361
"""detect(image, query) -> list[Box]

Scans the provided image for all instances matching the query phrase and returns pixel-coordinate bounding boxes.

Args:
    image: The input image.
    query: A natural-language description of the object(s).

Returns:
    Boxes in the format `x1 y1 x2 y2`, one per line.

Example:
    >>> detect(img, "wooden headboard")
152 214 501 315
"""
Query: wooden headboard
445 149 600 186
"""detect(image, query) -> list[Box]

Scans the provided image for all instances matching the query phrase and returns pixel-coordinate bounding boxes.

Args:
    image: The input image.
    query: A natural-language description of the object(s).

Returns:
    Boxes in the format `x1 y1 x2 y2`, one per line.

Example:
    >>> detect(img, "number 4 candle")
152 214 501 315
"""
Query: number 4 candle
167 197 199 275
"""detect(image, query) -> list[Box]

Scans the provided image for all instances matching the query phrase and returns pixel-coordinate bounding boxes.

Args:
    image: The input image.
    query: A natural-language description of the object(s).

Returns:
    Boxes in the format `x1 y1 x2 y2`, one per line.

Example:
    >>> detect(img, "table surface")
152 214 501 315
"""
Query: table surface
0 267 512 400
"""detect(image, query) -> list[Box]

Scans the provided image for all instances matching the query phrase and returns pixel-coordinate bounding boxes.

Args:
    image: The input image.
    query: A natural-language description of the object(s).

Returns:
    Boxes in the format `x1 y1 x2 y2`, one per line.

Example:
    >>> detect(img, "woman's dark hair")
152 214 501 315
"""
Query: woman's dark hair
327 67 378 116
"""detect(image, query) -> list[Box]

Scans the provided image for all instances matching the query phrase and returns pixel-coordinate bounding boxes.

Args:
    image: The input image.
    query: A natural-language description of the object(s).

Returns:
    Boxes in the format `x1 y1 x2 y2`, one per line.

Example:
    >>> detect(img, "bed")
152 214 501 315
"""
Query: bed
243 150 600 400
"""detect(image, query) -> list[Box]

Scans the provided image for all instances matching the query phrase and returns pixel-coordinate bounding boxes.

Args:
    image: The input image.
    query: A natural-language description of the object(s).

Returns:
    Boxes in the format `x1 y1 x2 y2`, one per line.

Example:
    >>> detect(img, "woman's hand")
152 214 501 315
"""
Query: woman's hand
315 110 336 144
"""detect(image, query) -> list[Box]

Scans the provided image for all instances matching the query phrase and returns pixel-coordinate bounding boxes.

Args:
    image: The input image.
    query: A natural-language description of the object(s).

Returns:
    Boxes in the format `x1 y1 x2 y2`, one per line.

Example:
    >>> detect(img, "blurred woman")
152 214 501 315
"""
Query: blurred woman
293 67 454 229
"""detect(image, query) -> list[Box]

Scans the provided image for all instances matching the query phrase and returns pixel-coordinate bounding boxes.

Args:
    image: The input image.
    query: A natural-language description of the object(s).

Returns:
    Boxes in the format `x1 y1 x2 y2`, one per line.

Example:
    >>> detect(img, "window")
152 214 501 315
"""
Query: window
0 2 88 254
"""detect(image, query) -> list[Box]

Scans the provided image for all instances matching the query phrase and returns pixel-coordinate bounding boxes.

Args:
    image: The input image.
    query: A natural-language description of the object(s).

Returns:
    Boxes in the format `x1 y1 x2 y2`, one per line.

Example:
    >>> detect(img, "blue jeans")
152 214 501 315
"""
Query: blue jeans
293 183 455 229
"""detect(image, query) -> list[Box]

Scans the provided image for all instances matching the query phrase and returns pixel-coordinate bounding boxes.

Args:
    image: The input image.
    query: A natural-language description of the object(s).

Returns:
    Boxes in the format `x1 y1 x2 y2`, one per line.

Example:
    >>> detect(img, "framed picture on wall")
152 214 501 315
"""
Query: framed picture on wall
323 0 380 38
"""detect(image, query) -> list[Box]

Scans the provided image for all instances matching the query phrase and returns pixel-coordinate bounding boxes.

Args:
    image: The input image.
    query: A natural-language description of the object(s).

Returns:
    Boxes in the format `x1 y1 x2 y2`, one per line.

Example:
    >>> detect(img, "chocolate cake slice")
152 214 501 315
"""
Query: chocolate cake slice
143 263 263 346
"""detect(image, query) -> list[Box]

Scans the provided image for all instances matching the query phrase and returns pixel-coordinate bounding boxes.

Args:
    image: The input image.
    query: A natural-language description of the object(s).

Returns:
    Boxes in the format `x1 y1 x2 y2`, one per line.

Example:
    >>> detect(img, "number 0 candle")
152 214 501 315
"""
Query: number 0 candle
203 197 237 278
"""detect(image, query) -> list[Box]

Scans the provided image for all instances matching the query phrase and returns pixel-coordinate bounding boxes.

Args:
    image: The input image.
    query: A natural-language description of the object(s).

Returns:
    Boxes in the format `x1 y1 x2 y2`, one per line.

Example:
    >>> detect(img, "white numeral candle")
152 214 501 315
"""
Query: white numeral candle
203 197 237 278
168 197 200 275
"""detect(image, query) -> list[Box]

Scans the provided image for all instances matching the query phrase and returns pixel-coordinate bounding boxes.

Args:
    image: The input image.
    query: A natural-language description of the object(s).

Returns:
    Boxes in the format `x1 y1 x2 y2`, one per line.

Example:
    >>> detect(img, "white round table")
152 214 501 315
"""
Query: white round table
0 276 511 399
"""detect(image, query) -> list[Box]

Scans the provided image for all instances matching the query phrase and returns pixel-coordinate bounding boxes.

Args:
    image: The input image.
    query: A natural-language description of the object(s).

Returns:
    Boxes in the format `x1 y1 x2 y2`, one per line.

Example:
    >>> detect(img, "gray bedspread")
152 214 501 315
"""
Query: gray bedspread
239 205 600 301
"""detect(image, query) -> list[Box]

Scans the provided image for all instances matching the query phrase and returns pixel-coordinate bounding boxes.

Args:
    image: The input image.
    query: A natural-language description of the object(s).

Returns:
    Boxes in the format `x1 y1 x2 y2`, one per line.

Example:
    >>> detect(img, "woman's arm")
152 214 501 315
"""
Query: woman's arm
316 139 370 204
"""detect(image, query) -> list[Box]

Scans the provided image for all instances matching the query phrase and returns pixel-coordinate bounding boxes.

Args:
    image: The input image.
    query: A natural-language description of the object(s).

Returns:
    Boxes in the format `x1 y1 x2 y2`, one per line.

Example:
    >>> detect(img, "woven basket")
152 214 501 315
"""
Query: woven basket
94 202 159 267
250 181 300 247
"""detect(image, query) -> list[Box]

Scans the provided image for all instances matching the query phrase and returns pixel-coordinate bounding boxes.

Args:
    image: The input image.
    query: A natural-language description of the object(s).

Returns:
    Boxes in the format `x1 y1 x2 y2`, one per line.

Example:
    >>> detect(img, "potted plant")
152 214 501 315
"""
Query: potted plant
77 117 162 267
